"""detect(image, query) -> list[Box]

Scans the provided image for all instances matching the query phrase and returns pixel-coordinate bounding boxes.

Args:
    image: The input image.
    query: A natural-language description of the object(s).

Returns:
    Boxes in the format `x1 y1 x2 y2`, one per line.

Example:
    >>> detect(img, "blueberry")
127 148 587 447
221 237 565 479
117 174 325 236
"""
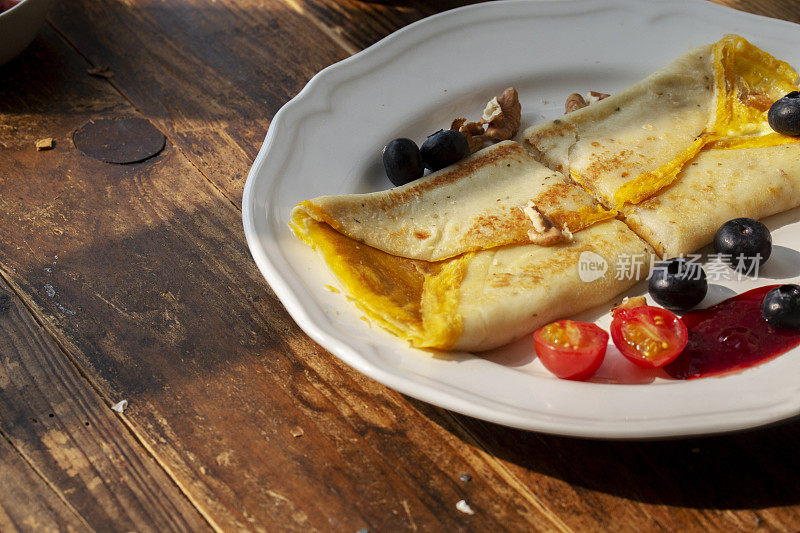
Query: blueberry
382 138 424 186
768 91 800 137
762 285 800 329
420 129 469 171
713 218 771 272
648 257 708 312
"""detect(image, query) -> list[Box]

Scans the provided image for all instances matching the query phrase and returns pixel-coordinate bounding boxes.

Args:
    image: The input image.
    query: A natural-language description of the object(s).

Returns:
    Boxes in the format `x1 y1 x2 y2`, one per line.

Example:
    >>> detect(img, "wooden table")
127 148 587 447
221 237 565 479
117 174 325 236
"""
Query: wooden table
2 0 800 531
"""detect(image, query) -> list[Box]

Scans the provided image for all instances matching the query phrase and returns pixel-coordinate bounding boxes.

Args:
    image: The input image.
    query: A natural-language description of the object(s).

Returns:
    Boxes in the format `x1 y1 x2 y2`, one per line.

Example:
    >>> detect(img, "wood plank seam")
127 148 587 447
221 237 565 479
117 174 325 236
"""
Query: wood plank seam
0 264 220 533
0 427 95 532
101 411 225 533
439 409 575 533
280 0 360 56
0 266 108 414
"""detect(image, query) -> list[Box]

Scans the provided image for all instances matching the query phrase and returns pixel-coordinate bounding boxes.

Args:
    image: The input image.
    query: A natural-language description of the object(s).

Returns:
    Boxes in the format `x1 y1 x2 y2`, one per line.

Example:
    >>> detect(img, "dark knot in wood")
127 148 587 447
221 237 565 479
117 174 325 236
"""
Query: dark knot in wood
73 117 166 164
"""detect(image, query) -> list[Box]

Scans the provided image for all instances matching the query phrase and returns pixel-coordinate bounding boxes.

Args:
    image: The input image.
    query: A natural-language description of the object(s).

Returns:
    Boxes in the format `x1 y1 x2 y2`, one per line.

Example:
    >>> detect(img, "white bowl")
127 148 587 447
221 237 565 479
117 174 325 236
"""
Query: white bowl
0 0 54 66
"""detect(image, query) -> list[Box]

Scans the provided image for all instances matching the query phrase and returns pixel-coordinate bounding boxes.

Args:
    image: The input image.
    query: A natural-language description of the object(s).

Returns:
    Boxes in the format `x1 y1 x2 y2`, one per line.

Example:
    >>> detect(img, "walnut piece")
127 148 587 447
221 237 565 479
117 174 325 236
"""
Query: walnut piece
482 97 502 122
565 91 611 114
484 87 521 140
560 223 574 242
448 87 521 154
587 90 610 102
451 118 485 153
519 201 563 246
565 93 588 114
611 295 647 314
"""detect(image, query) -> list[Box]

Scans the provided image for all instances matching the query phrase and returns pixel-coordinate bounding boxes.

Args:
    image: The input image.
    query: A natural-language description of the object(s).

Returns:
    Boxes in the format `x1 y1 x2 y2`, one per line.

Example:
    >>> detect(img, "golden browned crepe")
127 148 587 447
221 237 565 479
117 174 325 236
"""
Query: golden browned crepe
526 43 716 209
294 142 614 262
622 144 800 257
525 35 800 258
290 35 800 351
291 142 653 351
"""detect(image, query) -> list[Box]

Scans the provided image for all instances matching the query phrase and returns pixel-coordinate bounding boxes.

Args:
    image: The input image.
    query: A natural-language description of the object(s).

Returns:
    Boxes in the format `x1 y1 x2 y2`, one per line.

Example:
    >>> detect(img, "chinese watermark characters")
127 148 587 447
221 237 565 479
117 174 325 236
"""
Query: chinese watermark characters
578 252 763 282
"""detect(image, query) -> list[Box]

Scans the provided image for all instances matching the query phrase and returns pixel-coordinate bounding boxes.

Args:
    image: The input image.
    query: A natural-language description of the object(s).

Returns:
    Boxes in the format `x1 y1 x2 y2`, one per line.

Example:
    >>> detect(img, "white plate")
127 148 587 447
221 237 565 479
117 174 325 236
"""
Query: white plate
243 0 800 438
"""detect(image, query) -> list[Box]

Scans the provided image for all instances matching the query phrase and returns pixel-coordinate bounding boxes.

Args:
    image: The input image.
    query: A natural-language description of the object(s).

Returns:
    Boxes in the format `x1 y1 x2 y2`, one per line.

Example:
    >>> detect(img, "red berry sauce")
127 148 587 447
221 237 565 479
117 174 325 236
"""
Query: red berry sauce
664 285 800 379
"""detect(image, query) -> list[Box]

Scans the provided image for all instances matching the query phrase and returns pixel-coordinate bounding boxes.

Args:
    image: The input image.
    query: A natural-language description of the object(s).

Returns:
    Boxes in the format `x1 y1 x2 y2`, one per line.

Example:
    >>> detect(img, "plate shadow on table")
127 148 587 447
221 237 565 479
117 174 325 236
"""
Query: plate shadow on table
418 279 800 510
410 395 800 509
423 236 800 508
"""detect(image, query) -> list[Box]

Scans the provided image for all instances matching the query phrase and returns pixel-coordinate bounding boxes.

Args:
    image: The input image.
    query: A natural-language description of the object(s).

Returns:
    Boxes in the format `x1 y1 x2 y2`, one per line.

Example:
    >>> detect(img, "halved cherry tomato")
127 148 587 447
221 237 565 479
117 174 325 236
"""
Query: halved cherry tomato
533 320 609 381
610 306 688 368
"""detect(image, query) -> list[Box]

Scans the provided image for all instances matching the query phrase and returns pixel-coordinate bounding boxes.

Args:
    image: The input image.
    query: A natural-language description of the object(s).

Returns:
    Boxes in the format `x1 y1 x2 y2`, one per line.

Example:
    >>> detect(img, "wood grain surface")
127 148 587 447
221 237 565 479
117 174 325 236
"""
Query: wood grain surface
1 0 799 531
0 436 90 533
0 281 210 531
1 12 556 533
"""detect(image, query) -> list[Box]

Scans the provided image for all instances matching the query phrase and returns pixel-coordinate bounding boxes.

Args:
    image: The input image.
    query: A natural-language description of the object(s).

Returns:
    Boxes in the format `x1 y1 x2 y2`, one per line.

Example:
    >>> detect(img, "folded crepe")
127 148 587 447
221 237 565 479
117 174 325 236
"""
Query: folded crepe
291 142 654 351
290 35 800 351
623 144 800 257
524 35 800 257
293 141 614 261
